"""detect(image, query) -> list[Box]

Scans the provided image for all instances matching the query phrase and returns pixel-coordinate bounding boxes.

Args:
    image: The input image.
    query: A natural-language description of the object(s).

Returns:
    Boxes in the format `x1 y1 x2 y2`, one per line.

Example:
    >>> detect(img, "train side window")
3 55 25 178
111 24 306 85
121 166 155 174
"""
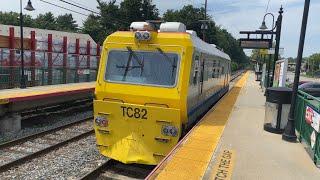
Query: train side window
203 60 209 81
193 55 200 85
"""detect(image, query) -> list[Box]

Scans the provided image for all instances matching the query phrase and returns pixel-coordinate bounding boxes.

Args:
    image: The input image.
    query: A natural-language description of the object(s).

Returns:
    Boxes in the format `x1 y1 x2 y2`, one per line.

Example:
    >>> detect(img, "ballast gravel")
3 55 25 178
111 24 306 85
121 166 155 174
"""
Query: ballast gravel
0 135 108 179
0 111 93 144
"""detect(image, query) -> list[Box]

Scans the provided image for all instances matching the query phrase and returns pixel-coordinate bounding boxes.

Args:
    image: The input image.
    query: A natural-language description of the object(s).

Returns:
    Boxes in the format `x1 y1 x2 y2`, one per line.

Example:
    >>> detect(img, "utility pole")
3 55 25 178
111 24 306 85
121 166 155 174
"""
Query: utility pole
204 0 207 19
201 0 208 41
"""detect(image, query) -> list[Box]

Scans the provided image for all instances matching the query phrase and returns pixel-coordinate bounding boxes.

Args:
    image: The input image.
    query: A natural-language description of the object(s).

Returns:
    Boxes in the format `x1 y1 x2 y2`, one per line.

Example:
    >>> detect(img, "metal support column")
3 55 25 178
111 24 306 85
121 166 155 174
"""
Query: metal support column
283 0 310 142
9 27 15 88
62 36 68 84
30 31 36 86
86 41 91 82
271 7 283 86
47 34 53 85
75 39 80 83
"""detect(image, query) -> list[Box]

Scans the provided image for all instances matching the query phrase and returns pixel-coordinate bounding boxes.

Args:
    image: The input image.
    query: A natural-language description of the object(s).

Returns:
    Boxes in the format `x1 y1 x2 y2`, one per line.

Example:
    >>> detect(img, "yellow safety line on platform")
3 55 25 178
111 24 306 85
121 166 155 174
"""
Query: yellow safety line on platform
150 72 249 180
210 150 236 180
0 82 95 100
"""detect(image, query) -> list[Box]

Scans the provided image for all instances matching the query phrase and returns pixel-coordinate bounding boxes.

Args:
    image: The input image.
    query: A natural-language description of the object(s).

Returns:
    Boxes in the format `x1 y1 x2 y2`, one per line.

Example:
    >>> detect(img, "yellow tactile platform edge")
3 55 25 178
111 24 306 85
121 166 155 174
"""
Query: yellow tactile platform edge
148 72 249 180
0 82 95 100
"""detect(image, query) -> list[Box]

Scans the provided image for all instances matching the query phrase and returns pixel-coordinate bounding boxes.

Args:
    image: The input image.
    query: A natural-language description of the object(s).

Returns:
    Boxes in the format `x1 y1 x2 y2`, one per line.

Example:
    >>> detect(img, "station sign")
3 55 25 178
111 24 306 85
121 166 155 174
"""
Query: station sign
239 38 272 49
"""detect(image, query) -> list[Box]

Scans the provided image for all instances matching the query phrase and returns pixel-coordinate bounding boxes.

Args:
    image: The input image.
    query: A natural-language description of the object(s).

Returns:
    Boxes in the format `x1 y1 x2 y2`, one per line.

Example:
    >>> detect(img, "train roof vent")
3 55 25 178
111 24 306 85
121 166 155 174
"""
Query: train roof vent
159 22 186 32
130 22 154 31
186 30 197 37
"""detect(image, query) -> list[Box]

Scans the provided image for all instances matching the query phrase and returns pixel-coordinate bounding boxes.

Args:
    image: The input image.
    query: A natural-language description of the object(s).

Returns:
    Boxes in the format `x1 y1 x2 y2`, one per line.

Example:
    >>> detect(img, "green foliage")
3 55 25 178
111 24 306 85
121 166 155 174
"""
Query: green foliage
82 0 159 44
306 53 320 75
82 14 105 45
0 11 34 27
34 12 56 30
0 11 78 32
56 14 78 32
163 5 248 68
231 62 239 72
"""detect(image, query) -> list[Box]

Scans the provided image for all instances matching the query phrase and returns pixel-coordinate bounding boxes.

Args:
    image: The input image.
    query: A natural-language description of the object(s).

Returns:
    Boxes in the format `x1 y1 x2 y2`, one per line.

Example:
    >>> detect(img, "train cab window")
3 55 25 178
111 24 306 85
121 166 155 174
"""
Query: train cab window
105 50 179 87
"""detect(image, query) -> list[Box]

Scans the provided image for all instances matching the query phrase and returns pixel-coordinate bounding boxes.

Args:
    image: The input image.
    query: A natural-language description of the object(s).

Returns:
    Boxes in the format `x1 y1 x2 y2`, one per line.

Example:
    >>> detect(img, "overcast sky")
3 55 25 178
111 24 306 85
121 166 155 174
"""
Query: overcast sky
1 0 319 58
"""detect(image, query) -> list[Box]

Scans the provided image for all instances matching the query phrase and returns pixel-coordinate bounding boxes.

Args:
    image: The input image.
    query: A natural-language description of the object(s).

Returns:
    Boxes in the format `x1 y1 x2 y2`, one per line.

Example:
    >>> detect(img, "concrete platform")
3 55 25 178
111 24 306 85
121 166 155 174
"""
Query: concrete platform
0 82 95 104
0 82 95 133
147 72 320 179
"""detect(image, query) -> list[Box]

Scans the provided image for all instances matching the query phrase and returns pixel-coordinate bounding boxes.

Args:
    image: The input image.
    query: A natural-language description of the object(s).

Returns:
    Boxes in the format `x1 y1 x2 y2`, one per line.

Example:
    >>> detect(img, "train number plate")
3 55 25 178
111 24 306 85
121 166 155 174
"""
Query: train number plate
121 106 148 119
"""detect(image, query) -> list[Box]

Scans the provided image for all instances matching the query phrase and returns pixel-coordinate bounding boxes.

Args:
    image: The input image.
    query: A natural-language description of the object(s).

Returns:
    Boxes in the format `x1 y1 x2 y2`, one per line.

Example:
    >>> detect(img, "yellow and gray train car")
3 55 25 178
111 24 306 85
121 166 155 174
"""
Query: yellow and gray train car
93 22 231 165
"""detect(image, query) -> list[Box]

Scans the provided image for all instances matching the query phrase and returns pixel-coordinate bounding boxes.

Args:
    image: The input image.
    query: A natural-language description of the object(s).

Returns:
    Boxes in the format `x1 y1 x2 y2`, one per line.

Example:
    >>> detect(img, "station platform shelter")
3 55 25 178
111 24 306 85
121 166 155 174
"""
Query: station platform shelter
147 72 320 180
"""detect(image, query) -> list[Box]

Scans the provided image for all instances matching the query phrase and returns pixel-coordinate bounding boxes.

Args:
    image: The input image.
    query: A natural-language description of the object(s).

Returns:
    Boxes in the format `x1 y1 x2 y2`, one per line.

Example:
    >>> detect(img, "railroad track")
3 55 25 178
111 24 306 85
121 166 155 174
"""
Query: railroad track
231 70 245 82
79 159 154 180
0 117 93 173
76 71 246 180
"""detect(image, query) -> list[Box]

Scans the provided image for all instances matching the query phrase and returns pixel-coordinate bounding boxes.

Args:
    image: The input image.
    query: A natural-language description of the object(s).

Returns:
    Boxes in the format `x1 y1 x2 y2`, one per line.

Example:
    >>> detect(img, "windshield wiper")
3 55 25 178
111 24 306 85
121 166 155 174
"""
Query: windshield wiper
122 49 134 81
156 47 177 77
121 47 145 81
127 47 144 76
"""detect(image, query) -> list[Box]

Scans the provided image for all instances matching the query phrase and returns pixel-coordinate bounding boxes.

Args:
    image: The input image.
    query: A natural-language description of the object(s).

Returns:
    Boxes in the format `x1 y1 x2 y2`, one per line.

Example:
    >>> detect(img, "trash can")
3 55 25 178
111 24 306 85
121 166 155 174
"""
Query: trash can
255 71 262 81
264 87 292 134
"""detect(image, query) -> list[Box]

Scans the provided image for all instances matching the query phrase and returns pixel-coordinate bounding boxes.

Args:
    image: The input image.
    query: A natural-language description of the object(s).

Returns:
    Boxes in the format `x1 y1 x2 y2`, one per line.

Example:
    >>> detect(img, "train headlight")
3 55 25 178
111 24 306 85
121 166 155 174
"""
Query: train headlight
135 31 151 41
162 125 178 137
95 116 108 127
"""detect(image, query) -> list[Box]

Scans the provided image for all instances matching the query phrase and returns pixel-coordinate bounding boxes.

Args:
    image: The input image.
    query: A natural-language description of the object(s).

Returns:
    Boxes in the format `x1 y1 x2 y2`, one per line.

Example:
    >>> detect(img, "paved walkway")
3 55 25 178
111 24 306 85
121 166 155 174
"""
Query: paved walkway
206 71 320 180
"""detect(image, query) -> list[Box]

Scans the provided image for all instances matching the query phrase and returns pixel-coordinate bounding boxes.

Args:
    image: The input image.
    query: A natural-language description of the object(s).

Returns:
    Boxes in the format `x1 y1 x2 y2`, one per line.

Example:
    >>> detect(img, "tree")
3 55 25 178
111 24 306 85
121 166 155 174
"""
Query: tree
34 12 56 30
82 14 105 44
163 5 248 68
306 53 320 75
97 0 121 35
56 14 78 32
141 0 159 20
119 0 159 28
0 11 34 27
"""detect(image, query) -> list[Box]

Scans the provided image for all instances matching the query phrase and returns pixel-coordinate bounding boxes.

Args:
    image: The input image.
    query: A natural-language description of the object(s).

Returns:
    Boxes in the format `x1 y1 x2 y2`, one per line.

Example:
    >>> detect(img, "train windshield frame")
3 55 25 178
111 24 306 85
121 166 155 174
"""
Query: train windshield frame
104 48 180 88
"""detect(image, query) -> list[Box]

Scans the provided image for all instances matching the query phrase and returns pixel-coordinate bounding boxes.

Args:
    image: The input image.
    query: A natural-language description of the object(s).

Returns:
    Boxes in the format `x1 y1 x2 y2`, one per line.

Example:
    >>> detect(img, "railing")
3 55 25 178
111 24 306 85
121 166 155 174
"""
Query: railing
0 26 101 89
295 90 320 166
0 66 97 89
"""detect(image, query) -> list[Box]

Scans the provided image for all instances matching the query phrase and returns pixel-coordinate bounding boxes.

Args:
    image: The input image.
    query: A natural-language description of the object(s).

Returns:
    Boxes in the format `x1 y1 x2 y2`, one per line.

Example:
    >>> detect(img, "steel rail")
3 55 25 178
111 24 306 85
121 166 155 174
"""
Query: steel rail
79 160 115 180
0 117 93 149
230 70 245 82
0 130 94 173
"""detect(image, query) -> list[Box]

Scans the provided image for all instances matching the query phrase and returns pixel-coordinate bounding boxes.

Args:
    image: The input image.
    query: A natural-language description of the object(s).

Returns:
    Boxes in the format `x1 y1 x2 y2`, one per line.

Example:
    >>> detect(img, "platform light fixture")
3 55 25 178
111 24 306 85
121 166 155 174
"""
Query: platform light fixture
19 0 35 89
259 21 268 30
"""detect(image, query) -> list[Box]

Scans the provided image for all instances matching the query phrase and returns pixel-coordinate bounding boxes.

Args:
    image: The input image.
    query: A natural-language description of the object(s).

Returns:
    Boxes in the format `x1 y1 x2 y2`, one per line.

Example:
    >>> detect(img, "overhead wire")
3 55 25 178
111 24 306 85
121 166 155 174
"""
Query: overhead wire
38 0 90 17
68 0 97 12
265 0 271 13
56 0 100 15
38 0 128 24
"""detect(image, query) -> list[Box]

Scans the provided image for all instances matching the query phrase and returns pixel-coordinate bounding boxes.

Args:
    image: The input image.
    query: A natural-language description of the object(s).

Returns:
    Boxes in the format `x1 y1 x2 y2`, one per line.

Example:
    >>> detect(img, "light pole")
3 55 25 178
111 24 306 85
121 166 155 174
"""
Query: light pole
20 0 35 88
283 0 311 142
259 13 275 88
271 7 284 86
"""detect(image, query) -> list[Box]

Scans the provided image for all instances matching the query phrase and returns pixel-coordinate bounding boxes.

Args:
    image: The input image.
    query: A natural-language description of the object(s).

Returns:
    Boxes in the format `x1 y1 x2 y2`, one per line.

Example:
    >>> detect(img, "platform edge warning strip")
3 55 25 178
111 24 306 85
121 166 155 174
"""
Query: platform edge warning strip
0 82 95 104
146 72 249 180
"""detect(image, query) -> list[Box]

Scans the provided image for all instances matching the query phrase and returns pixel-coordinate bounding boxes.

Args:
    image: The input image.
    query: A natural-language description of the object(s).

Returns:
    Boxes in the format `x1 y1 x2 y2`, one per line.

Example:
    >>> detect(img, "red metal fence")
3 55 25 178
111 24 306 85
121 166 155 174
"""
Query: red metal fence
0 27 101 89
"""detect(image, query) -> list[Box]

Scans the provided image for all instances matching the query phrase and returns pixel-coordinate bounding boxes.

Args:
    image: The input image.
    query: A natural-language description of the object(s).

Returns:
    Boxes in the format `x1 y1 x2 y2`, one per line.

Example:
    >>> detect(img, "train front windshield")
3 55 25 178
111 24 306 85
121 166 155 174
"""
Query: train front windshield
105 49 179 87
